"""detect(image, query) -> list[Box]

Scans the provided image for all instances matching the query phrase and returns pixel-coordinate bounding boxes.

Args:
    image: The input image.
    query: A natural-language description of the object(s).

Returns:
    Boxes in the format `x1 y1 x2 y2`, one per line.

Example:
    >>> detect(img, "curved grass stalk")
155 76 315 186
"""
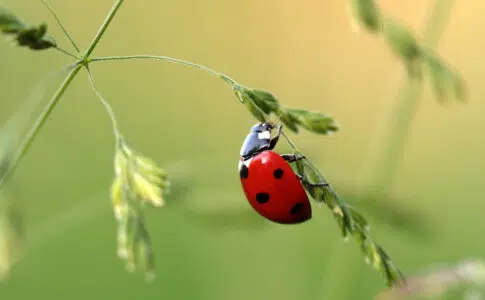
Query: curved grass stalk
88 55 239 87
85 67 121 144
281 126 404 286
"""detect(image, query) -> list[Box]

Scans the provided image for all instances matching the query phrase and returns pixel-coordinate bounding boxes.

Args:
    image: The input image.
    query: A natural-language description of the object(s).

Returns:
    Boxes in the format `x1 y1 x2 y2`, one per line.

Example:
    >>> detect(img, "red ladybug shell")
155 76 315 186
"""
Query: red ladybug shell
238 150 312 224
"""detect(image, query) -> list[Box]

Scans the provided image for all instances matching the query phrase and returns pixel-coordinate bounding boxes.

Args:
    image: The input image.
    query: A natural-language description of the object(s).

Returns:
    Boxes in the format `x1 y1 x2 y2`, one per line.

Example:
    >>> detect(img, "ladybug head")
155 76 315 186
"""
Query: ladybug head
240 123 275 159
250 122 274 134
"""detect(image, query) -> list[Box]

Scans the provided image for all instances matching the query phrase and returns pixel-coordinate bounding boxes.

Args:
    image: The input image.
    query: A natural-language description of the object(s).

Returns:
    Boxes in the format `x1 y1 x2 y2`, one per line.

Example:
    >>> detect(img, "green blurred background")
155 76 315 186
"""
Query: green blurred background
1 0 484 299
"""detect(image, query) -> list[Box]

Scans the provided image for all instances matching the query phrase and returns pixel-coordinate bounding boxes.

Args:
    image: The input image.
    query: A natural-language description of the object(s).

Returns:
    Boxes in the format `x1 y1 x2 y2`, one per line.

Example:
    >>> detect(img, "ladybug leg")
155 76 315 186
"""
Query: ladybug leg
281 154 305 163
296 174 329 188
268 124 283 150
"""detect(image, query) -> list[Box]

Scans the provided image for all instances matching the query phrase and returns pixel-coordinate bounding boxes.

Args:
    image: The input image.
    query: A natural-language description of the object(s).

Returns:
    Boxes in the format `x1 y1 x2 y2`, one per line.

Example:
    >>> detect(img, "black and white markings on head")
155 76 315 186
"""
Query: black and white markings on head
240 123 276 159
240 131 271 159
250 122 274 133
238 158 252 180
257 130 271 140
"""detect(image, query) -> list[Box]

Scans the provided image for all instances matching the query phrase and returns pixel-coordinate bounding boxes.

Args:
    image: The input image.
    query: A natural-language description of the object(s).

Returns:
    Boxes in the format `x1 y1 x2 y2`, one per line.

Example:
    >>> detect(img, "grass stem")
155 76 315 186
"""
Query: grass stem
83 0 124 59
89 55 239 87
86 66 121 144
363 0 457 190
0 64 83 187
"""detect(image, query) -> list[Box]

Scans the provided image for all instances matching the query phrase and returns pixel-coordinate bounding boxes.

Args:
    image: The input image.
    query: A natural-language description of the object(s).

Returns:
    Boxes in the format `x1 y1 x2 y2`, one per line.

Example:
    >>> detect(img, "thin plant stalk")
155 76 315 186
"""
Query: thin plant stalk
89 55 239 86
83 0 124 59
0 63 83 187
53 46 78 59
40 0 80 53
86 67 122 143
362 0 457 190
2 64 75 136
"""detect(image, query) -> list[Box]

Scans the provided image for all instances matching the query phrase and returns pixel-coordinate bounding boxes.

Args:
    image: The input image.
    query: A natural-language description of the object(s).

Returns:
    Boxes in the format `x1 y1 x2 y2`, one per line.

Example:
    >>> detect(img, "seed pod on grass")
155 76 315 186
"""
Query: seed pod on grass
246 89 280 114
276 108 300 133
350 0 382 32
110 139 170 280
0 7 25 34
288 108 338 135
0 6 56 50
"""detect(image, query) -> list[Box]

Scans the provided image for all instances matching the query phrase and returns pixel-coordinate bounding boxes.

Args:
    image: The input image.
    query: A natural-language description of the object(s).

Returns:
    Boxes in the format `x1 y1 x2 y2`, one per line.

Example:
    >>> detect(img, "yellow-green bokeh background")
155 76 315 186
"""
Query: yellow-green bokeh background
1 1 484 299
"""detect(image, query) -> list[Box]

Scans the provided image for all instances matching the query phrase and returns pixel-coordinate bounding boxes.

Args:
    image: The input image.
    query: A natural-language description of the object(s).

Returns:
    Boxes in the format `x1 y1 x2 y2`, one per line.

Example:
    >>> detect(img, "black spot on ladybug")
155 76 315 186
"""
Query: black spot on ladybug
256 192 270 203
240 164 249 179
290 203 304 214
273 168 284 179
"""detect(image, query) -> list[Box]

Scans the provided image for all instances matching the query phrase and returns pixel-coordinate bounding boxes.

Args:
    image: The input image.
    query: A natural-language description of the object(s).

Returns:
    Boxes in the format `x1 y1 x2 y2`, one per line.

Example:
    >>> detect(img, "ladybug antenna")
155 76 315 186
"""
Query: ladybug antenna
262 122 276 132
250 122 274 133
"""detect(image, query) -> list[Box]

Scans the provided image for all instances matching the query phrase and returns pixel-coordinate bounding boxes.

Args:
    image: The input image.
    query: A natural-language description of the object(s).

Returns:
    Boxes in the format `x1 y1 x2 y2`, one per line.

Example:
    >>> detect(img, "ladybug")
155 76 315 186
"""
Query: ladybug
238 122 320 224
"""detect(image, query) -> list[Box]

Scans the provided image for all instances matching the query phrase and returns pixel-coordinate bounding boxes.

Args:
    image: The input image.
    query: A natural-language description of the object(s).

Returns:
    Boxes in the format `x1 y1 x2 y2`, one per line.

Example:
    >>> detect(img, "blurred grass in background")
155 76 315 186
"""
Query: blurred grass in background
1 0 484 299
